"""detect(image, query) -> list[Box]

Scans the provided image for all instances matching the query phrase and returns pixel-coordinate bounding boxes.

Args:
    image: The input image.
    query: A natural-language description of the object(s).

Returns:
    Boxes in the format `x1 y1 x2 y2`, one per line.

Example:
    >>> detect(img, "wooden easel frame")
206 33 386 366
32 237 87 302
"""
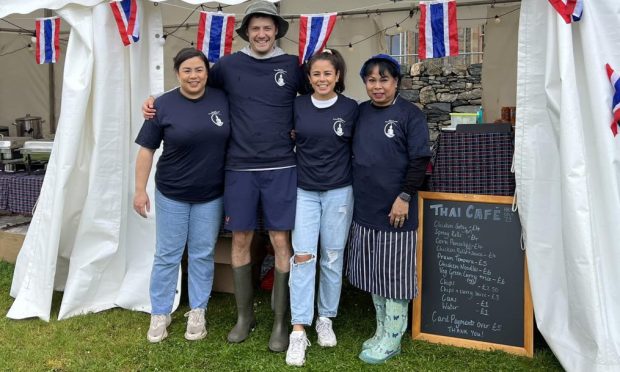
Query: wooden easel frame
412 191 534 358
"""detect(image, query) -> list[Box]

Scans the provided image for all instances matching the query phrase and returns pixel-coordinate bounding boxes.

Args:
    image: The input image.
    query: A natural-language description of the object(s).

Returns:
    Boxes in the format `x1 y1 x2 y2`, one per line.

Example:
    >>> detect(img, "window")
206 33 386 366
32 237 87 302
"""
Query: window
386 25 485 66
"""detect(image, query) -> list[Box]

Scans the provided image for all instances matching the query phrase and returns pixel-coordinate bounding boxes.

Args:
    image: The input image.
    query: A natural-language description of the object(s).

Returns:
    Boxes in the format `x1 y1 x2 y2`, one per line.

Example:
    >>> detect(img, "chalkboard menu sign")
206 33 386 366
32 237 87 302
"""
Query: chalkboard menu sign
413 192 533 357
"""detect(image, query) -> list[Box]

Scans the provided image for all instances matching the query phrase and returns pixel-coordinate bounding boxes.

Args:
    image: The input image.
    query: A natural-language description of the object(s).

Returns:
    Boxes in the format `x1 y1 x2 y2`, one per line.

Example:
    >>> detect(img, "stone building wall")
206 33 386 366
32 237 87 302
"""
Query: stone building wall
400 61 482 142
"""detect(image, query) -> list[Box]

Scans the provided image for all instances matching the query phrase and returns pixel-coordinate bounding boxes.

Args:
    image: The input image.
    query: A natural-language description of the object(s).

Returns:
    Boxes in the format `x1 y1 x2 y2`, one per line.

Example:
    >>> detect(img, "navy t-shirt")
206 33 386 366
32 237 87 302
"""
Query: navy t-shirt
352 96 432 231
135 87 230 203
294 94 359 191
209 52 305 169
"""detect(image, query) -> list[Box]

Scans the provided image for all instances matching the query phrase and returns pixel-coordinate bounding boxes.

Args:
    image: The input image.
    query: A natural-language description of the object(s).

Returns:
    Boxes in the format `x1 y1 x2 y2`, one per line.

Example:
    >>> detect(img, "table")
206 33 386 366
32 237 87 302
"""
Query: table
429 131 515 196
0 171 45 215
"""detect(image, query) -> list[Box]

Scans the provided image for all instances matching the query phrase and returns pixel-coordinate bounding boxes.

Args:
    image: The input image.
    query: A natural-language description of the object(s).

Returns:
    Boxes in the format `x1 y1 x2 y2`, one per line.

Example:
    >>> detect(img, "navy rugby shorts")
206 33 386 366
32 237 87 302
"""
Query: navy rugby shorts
224 167 297 231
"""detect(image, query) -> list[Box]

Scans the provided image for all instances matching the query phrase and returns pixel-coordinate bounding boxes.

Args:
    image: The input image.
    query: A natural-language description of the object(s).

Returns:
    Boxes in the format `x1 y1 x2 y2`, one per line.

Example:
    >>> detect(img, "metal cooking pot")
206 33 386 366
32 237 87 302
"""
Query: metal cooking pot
13 114 44 139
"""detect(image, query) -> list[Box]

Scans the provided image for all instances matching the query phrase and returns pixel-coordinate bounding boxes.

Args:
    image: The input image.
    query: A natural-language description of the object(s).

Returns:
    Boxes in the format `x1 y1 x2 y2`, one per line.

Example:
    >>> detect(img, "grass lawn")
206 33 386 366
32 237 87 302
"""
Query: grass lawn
0 261 562 371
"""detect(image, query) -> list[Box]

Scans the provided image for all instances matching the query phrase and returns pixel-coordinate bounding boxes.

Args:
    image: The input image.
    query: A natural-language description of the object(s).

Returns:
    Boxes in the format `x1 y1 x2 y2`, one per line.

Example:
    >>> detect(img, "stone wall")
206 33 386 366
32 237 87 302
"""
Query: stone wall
400 62 482 141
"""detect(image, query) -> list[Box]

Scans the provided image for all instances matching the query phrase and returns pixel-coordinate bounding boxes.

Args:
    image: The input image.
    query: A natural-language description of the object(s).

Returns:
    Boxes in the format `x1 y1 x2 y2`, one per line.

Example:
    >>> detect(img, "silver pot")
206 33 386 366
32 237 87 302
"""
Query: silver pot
13 114 44 139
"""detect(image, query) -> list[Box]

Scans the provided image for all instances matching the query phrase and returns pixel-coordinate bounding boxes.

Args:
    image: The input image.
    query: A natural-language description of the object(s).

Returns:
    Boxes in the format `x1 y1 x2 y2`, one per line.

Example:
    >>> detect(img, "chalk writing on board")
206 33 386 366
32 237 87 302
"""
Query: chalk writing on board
420 200 523 347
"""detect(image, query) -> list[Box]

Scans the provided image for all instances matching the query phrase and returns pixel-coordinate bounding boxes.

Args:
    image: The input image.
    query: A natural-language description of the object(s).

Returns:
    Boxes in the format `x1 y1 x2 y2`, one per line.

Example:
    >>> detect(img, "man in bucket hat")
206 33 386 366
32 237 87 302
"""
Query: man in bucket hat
143 0 305 352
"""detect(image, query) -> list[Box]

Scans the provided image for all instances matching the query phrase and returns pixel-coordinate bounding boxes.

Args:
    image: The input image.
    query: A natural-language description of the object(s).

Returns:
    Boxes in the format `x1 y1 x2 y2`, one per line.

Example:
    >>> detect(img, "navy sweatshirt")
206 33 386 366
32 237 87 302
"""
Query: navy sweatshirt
135 87 230 203
352 96 432 231
209 52 305 169
294 94 359 191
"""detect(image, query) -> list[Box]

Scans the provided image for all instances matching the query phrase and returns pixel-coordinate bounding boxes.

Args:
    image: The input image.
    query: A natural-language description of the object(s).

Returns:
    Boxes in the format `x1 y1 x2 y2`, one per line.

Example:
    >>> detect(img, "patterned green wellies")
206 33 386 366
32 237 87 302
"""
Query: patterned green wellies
359 297 409 364
362 294 386 350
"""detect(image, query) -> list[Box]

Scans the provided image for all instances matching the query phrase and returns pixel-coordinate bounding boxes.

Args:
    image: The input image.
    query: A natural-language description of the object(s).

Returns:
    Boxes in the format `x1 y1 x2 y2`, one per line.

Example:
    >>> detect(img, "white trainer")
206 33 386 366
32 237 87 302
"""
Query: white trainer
147 314 171 343
184 308 207 341
315 317 337 347
285 331 310 367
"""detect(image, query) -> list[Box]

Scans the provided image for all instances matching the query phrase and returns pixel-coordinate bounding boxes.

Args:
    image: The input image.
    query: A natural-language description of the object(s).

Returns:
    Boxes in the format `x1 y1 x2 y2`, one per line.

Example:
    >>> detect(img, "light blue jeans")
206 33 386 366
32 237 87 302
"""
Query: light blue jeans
290 186 354 325
150 189 223 315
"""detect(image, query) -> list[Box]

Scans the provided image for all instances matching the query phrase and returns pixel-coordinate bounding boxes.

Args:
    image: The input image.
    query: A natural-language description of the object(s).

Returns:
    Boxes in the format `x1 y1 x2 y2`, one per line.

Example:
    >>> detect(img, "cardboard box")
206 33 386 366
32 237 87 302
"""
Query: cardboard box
0 230 25 263
212 234 266 294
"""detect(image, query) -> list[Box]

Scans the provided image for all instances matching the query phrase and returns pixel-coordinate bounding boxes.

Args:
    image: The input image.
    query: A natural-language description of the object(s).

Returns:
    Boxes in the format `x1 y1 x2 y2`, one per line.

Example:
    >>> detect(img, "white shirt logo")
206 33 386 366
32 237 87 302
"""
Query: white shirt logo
384 120 398 138
274 69 287 87
333 118 345 136
209 111 224 127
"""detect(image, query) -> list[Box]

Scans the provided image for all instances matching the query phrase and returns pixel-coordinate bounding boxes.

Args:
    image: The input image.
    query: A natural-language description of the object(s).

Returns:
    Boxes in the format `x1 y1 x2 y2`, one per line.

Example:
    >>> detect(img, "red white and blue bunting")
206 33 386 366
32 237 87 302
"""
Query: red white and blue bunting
298 13 337 65
196 12 235 63
418 0 459 60
35 16 60 64
109 0 140 46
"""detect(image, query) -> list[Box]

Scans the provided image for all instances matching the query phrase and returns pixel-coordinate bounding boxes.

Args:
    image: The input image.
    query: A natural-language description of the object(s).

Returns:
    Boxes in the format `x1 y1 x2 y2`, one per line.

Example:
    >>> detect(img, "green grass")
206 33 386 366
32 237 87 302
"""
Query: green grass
0 261 562 371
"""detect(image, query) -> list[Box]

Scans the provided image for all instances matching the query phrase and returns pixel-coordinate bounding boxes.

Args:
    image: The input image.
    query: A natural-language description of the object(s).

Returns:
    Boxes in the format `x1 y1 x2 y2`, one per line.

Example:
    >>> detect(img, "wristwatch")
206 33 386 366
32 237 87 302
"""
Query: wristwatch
398 192 411 202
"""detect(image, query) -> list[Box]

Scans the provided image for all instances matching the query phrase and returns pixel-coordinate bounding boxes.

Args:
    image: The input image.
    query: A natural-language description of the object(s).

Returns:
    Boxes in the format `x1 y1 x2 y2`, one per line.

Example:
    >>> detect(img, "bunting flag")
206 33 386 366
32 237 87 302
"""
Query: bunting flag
109 0 140 46
548 0 584 24
606 64 620 137
298 13 337 65
418 1 459 60
196 12 235 63
35 16 60 64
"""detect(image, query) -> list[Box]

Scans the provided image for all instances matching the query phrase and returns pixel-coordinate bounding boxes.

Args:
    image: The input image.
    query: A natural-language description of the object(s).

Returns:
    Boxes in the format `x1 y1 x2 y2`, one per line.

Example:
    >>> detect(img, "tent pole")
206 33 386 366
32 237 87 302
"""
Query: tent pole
44 8 56 134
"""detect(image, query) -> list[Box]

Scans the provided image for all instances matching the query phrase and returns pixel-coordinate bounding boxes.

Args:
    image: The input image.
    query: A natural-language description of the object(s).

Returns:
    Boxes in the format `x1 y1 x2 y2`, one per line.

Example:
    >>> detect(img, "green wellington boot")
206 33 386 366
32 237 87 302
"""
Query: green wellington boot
227 263 256 343
268 270 290 352
359 298 409 364
362 294 386 350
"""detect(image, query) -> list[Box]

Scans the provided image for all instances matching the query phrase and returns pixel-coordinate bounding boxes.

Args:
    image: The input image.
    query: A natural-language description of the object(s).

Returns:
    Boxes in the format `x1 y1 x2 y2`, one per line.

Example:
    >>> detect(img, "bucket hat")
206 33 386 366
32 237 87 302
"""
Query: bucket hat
236 1 289 42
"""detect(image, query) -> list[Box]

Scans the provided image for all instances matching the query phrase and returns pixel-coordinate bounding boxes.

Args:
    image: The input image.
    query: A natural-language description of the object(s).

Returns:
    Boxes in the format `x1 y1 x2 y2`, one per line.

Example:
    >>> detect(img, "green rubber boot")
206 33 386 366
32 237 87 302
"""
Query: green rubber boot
359 298 409 364
362 294 386 350
268 270 290 352
227 264 256 343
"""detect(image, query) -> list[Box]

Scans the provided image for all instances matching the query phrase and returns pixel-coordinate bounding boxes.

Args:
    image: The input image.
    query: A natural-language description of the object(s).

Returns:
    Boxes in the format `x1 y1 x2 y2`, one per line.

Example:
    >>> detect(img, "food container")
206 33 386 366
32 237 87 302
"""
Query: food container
20 140 53 154
0 136 28 160
13 114 44 139
445 113 478 131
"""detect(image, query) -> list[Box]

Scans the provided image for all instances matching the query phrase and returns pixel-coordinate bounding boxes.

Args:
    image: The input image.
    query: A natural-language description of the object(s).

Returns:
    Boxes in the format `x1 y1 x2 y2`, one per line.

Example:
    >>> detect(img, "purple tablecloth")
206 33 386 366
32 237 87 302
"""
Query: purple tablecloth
429 132 515 196
0 171 45 215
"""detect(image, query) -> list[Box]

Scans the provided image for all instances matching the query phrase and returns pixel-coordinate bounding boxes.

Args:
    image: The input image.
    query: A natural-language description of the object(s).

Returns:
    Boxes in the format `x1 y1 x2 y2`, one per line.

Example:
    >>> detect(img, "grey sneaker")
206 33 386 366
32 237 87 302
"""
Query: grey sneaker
184 308 207 341
315 317 337 347
285 331 310 367
147 314 171 343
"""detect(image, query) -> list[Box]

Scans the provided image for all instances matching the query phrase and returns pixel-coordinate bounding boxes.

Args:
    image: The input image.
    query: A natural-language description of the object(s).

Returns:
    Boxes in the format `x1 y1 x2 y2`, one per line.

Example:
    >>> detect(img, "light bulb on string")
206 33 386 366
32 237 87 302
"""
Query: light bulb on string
30 36 36 44
494 15 501 24
348 42 354 51
396 23 402 32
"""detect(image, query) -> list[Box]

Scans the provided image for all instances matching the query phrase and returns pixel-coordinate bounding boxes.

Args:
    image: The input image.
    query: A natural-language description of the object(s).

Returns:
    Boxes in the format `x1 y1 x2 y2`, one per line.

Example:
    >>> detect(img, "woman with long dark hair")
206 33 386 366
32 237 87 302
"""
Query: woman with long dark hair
285 49 358 367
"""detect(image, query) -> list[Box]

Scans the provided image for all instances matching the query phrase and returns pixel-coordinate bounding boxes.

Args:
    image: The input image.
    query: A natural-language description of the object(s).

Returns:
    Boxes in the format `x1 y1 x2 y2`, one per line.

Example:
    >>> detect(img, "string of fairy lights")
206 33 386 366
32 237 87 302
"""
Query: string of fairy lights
0 2 520 58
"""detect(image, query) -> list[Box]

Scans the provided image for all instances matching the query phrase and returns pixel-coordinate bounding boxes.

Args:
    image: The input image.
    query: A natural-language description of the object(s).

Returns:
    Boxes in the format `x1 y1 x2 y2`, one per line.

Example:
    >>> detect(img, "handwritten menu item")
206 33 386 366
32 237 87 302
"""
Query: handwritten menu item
413 192 533 357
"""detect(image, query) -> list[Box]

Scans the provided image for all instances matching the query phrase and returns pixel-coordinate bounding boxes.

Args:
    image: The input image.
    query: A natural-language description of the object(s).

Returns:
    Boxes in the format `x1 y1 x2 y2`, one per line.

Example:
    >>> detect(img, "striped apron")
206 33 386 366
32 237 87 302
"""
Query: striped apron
346 220 418 300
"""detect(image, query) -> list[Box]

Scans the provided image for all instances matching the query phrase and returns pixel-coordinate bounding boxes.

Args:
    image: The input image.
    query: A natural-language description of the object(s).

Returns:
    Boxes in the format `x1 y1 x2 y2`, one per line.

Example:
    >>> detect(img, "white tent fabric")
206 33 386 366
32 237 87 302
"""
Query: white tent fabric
516 1 620 371
3 0 620 369
6 0 167 320
1 0 260 322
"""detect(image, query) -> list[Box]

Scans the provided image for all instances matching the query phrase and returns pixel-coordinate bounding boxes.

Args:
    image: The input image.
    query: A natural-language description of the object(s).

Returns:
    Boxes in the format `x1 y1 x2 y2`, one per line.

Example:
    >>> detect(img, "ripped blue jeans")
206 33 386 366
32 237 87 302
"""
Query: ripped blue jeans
290 186 354 325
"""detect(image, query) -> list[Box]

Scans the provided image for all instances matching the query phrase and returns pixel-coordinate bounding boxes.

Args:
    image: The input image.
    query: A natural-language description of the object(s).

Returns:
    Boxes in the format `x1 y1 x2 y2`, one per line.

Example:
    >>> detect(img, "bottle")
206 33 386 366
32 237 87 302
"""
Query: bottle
477 106 484 124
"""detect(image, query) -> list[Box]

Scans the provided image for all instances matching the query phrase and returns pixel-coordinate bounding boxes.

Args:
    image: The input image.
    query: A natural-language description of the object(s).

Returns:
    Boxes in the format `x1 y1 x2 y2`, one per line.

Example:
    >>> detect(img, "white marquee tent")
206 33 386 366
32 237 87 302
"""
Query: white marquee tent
0 1 619 371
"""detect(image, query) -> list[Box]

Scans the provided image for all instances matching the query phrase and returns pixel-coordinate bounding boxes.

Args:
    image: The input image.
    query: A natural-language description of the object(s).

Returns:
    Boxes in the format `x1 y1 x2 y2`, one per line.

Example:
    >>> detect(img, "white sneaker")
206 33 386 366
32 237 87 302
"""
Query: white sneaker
147 314 171 343
184 308 207 341
315 317 337 347
285 331 310 367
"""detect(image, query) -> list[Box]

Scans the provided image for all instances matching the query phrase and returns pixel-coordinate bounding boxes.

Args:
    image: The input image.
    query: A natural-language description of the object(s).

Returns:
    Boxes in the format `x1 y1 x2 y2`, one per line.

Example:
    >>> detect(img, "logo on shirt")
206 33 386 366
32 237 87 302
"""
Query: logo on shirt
333 118 346 136
384 120 398 138
274 69 287 87
209 111 224 127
